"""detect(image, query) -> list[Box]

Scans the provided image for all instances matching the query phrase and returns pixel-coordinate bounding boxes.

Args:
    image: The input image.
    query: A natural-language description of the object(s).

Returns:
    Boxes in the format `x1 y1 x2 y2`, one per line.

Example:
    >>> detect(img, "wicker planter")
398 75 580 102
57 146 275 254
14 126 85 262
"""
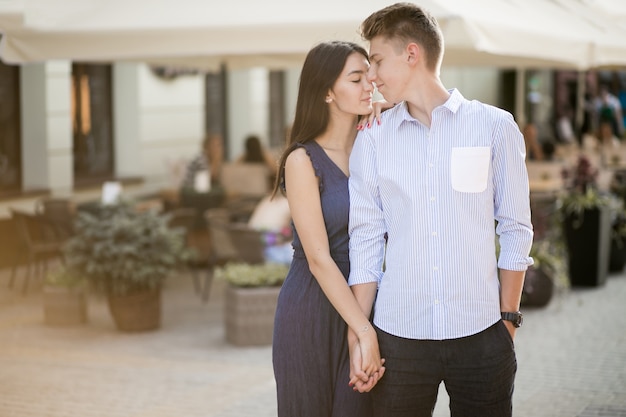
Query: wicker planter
43 286 87 326
107 289 161 332
225 285 280 346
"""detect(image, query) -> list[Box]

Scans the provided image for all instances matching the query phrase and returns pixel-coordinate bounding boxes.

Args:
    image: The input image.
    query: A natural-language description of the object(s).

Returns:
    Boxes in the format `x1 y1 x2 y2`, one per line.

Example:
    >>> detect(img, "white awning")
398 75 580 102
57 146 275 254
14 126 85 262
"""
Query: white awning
0 0 624 70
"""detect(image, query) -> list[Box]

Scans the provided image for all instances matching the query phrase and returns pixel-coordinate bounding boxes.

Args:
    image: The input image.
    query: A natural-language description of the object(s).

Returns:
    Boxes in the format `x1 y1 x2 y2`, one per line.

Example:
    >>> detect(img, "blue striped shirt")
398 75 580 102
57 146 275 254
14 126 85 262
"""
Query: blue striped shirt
348 89 534 340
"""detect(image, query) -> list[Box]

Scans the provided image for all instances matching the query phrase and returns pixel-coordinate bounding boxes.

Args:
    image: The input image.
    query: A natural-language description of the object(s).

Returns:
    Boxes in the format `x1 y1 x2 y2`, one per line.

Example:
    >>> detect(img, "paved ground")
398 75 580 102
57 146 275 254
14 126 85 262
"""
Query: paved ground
0 264 625 417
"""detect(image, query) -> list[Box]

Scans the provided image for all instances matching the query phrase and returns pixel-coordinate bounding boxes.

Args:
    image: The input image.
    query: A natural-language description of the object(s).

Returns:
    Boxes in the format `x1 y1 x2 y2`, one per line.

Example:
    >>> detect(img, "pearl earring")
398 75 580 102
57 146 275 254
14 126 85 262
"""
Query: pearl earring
325 97 332 103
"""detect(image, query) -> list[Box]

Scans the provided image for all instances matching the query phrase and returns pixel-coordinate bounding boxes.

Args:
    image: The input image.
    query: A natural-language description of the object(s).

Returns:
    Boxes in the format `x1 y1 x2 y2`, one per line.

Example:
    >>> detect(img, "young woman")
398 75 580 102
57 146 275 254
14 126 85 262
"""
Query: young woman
272 41 385 417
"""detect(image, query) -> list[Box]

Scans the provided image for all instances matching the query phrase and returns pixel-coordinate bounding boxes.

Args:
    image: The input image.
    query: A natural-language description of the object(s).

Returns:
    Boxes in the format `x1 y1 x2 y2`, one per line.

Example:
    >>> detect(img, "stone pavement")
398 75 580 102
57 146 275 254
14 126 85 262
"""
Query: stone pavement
0 264 625 417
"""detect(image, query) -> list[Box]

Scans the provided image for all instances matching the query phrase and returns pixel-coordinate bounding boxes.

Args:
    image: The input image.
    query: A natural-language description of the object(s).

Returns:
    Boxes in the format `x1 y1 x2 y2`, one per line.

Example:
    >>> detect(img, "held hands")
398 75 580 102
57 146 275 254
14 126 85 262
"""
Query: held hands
348 326 385 393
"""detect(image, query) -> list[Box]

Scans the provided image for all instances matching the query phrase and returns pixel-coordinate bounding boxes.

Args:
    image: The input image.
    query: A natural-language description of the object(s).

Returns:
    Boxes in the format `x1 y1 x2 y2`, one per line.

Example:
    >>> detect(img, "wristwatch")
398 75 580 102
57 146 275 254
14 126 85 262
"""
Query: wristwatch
501 311 523 328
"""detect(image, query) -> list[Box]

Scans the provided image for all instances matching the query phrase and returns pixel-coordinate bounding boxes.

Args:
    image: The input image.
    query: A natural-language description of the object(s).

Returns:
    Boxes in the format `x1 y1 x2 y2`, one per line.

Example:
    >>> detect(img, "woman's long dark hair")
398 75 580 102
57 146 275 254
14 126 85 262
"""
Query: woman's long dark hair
272 41 369 197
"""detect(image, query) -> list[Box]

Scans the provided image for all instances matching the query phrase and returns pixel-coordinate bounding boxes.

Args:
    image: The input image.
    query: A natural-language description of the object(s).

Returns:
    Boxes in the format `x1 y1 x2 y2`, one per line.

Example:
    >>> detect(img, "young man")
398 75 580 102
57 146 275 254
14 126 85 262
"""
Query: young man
347 3 534 416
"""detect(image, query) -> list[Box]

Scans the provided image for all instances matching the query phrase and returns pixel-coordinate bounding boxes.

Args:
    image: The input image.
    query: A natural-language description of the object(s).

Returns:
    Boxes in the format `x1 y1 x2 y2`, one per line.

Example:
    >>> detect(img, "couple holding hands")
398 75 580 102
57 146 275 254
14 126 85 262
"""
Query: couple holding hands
272 3 533 417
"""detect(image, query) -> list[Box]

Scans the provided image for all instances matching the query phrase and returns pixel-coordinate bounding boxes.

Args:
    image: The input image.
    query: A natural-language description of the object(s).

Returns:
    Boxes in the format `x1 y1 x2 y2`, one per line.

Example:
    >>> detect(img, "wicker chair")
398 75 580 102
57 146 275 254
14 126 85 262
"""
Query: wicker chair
9 208 67 294
204 208 266 301
167 207 206 295
227 223 266 265
35 197 76 239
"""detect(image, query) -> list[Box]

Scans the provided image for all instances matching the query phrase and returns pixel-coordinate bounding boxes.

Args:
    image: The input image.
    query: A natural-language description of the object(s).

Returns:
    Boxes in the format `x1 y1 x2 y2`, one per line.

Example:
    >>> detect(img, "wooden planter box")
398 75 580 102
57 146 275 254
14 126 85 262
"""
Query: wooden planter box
43 286 88 326
225 285 280 346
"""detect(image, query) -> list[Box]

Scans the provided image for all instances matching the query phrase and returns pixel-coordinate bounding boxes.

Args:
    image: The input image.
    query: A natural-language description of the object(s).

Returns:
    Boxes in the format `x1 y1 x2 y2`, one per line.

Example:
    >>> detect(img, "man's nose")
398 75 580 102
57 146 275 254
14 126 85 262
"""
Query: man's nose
366 67 376 83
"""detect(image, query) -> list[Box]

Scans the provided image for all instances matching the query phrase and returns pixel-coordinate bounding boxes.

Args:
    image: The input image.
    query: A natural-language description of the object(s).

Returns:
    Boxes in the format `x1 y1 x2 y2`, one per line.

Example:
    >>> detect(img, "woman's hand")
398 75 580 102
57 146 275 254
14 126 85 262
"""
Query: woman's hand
348 327 385 393
357 99 392 130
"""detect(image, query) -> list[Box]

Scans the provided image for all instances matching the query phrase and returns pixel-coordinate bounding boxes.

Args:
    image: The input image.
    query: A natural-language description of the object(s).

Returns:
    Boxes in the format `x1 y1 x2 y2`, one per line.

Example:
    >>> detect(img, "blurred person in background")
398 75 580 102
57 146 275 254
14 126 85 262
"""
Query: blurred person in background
237 134 278 186
594 85 624 139
523 122 544 161
181 133 224 191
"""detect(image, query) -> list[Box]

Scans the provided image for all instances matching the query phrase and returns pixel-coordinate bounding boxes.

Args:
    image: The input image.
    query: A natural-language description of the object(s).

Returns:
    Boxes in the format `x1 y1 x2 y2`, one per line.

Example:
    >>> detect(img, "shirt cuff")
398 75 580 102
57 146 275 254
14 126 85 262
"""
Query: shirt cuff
498 251 534 271
348 269 382 286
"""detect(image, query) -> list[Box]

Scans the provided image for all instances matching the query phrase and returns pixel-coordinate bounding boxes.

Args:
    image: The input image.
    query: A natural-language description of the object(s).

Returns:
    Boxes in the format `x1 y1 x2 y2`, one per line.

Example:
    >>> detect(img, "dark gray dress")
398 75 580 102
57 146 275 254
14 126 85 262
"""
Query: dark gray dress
273 140 372 417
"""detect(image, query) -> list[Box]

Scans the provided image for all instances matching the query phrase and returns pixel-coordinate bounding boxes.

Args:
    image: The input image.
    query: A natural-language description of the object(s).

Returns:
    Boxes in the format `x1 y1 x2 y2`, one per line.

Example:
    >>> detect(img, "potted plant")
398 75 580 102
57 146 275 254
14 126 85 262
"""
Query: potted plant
609 169 626 206
215 262 288 346
609 207 626 272
43 265 88 326
558 154 613 287
63 201 188 331
496 230 567 308
522 239 568 308
607 171 626 272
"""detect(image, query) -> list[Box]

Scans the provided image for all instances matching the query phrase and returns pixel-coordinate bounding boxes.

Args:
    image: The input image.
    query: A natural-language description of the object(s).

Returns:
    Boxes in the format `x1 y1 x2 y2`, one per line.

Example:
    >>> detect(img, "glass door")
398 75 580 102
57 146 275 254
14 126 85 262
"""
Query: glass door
72 63 114 186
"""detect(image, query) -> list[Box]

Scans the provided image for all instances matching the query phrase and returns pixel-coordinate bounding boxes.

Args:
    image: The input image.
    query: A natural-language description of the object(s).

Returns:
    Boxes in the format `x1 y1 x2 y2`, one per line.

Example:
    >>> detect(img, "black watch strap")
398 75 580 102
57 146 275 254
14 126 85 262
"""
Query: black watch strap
501 311 523 328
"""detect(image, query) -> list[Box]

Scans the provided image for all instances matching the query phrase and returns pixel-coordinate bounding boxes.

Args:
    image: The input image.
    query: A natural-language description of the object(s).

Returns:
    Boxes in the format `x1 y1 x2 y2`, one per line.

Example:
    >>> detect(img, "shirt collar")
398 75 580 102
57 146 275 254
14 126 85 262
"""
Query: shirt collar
444 88 465 113
396 88 466 124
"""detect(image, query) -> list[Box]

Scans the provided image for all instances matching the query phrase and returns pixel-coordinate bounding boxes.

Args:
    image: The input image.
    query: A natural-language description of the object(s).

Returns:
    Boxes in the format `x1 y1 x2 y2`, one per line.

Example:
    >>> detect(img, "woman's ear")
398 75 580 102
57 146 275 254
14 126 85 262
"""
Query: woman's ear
325 90 334 104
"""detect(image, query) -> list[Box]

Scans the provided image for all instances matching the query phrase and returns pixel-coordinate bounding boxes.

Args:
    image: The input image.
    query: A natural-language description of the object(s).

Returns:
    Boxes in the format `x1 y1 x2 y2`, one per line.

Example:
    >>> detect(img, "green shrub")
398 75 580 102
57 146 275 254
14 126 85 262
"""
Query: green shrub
215 262 288 287
64 201 189 296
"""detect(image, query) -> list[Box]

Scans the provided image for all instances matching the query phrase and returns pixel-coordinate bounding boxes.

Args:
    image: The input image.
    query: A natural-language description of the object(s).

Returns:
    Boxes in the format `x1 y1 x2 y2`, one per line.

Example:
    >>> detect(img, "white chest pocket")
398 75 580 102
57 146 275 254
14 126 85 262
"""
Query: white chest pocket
450 147 491 193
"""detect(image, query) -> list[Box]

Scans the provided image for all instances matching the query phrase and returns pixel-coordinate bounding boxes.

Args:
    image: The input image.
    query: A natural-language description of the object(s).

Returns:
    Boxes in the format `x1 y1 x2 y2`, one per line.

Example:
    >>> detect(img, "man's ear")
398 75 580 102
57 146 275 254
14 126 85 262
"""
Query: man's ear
406 42 421 66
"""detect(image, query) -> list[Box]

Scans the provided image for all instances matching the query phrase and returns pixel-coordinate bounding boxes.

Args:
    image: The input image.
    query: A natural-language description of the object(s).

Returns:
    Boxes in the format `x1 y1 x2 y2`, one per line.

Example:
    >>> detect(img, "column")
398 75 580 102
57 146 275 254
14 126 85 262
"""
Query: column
20 61 72 194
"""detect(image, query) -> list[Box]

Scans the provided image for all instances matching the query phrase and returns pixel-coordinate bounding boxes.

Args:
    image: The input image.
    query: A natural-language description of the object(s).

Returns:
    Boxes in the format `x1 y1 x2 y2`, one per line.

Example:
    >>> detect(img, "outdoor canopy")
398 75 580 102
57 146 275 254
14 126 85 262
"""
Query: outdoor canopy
0 0 625 70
